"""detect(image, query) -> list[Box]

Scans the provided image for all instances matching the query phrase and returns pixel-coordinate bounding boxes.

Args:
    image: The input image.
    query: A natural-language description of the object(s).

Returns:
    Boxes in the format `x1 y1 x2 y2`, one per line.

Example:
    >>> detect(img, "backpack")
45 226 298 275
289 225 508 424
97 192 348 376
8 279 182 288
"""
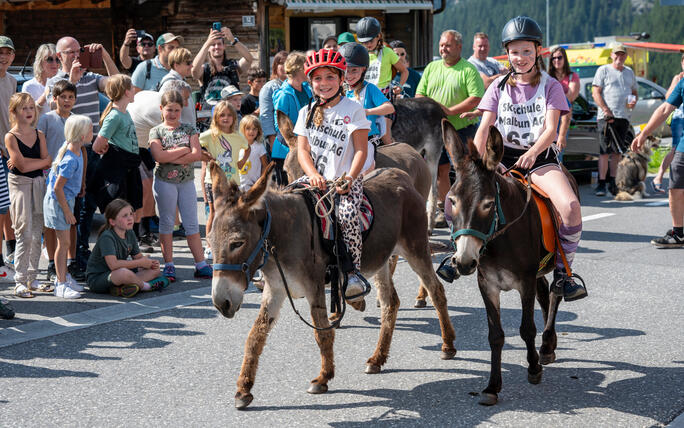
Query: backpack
144 60 162 92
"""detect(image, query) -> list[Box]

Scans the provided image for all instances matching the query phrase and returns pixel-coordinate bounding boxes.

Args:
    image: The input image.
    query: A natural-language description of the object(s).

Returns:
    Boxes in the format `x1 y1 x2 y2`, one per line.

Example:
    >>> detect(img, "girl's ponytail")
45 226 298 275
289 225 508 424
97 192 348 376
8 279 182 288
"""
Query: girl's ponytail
99 74 133 127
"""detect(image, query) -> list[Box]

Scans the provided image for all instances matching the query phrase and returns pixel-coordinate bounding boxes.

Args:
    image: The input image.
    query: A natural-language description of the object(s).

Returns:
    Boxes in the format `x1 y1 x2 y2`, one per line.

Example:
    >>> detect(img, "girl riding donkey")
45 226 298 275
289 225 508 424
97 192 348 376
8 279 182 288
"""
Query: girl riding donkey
467 16 587 301
293 48 374 302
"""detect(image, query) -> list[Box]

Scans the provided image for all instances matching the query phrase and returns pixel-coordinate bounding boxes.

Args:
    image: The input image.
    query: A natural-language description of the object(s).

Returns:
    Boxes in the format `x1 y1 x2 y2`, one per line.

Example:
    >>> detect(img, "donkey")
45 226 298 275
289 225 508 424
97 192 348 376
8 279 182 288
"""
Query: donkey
208 161 457 410
391 97 448 232
441 122 566 406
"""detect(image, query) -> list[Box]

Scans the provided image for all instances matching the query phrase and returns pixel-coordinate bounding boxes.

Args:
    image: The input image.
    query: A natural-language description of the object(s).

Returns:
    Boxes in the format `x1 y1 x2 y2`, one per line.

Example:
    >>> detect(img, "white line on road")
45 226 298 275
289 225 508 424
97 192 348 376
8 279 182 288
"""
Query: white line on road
0 287 212 348
645 200 669 206
582 213 616 222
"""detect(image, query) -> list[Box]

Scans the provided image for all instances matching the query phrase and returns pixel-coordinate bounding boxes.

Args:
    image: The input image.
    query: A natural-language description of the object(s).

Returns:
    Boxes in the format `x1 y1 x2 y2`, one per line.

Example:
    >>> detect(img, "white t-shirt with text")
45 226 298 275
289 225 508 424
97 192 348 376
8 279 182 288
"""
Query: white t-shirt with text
238 142 268 191
294 97 371 181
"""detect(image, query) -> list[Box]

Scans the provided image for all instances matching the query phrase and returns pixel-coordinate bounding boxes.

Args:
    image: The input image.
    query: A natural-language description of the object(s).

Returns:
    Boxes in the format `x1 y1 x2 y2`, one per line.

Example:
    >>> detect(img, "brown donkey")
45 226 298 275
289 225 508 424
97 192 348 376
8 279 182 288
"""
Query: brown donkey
208 161 456 410
442 122 565 406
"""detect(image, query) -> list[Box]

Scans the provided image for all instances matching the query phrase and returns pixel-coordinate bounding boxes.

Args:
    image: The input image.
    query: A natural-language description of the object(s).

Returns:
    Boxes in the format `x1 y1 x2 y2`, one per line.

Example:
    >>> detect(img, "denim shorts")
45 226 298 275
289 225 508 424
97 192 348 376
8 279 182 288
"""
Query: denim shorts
43 195 75 231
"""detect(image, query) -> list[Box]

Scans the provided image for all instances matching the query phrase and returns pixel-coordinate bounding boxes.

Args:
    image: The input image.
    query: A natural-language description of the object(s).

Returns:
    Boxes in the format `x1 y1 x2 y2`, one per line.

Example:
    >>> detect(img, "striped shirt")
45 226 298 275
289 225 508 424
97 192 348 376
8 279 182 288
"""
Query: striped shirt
0 162 10 210
48 71 104 134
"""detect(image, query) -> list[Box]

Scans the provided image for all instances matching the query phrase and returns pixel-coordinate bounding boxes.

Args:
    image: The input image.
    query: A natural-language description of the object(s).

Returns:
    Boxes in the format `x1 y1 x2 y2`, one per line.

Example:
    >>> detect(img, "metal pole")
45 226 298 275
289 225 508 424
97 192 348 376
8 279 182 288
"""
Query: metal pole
546 0 549 47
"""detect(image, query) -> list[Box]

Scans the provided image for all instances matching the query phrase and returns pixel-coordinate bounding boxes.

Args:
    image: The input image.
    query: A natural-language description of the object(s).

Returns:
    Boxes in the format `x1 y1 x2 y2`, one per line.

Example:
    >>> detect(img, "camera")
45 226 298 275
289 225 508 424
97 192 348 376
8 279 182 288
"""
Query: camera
212 22 222 31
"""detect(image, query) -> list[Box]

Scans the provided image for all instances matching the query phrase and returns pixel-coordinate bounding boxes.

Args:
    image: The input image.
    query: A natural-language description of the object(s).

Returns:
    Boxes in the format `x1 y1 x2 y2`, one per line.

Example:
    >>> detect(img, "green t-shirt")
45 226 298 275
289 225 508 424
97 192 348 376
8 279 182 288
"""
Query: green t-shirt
149 123 198 184
98 109 139 154
416 58 485 130
367 46 399 90
86 229 140 278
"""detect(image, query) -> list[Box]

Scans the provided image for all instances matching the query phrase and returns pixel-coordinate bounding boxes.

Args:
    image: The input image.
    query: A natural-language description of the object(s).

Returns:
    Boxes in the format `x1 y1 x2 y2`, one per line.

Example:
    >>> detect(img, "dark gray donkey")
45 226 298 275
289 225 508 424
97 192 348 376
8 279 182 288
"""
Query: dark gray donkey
208 161 456 410
442 121 567 406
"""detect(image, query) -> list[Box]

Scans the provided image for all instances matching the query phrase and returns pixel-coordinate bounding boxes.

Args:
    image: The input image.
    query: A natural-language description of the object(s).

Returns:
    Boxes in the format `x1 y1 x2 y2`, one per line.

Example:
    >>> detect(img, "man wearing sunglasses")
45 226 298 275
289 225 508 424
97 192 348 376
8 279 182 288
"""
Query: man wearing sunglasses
119 29 155 73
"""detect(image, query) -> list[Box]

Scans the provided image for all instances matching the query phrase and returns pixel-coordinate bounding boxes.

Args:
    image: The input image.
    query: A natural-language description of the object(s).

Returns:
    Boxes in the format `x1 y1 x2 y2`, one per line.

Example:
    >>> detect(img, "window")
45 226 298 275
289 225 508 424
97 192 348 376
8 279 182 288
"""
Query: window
637 81 664 100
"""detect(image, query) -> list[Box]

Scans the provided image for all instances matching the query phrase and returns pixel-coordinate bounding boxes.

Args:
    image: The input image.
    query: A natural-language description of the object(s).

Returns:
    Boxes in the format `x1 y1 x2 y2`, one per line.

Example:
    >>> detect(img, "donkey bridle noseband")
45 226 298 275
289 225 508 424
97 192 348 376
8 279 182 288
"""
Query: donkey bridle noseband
450 169 532 254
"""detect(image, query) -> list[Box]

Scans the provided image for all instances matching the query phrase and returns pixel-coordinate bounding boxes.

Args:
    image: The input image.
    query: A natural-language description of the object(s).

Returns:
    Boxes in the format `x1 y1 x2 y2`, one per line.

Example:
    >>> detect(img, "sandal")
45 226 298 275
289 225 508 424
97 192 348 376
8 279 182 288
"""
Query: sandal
27 280 55 293
110 284 140 298
651 181 666 194
14 284 35 298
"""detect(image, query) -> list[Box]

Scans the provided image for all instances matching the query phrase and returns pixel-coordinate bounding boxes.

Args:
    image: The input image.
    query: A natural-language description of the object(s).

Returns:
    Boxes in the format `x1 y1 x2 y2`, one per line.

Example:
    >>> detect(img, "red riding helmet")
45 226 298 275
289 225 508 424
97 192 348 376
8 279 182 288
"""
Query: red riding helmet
304 49 347 78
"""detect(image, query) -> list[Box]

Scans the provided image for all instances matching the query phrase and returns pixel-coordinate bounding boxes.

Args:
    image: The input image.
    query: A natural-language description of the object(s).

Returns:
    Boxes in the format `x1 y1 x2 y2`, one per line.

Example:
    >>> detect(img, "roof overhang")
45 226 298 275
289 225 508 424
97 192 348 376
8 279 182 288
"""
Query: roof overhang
271 0 434 12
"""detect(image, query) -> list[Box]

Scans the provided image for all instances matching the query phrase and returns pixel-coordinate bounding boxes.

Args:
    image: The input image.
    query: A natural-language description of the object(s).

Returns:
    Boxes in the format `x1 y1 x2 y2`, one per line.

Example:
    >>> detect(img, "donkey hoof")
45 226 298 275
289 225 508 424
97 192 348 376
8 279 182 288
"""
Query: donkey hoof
365 364 382 374
440 349 457 360
478 393 498 406
350 299 366 312
540 352 556 365
234 393 254 410
307 382 328 394
414 299 427 308
528 370 543 385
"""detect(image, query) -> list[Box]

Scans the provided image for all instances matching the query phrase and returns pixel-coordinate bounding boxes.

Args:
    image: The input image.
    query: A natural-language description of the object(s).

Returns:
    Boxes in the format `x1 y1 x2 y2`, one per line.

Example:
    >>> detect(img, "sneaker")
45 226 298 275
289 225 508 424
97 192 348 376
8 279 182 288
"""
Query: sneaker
651 230 684 249
562 275 588 302
345 272 370 302
0 265 15 283
4 251 14 267
54 282 82 299
194 264 213 279
0 298 14 319
66 274 85 292
139 233 159 247
595 184 606 196
204 247 213 261
68 263 86 282
47 263 57 283
148 276 170 291
163 264 176 282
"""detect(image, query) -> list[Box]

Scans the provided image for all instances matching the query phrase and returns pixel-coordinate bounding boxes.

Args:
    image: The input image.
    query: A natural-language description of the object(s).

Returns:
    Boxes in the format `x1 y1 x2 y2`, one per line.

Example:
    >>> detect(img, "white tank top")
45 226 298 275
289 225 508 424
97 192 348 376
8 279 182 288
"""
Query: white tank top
365 48 383 88
496 71 551 150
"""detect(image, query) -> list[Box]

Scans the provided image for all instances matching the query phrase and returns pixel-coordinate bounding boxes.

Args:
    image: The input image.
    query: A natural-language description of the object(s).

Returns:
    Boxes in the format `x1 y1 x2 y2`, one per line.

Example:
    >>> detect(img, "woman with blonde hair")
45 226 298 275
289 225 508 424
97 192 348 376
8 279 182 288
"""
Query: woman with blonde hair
5 93 52 298
21 43 60 116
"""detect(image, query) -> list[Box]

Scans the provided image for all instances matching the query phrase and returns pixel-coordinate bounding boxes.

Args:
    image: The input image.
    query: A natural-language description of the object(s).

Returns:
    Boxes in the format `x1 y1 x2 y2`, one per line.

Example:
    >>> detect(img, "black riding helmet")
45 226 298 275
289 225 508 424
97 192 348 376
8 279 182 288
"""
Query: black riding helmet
498 16 543 89
356 17 381 43
501 16 543 48
339 42 369 68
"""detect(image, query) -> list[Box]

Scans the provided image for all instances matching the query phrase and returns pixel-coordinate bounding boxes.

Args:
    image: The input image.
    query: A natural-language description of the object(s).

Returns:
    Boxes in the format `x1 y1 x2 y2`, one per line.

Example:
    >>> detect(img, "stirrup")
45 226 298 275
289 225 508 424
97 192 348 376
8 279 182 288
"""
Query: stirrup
344 272 371 302
436 254 459 283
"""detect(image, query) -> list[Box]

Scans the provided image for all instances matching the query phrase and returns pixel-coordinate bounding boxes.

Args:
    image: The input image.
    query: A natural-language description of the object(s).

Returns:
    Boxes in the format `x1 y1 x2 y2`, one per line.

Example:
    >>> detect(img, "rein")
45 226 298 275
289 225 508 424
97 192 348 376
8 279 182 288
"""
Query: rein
214 197 346 331
450 168 532 254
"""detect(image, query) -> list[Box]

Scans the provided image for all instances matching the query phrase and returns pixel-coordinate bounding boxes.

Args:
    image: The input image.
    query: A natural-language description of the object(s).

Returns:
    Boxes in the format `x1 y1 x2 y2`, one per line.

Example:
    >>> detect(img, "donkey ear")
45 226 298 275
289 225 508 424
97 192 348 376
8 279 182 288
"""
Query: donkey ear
483 126 504 172
239 161 275 208
210 161 240 206
442 118 469 163
277 111 297 148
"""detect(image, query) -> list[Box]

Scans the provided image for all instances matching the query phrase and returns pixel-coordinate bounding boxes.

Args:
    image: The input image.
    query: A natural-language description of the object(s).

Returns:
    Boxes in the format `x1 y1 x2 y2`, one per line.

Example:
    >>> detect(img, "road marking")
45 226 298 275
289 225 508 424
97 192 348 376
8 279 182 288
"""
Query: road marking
645 200 669 206
582 213 615 222
0 287 212 348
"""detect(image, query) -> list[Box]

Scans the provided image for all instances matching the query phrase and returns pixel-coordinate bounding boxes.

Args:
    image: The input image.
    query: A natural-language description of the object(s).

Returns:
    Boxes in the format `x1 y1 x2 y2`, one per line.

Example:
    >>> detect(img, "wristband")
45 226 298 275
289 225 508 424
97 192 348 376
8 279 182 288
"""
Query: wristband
231 37 239 46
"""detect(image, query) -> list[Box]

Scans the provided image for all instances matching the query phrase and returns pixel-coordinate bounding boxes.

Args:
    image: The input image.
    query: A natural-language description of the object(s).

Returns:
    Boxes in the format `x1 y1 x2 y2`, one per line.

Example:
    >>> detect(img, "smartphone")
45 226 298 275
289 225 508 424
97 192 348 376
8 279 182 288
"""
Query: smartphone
212 22 222 31
79 46 103 69
135 30 145 38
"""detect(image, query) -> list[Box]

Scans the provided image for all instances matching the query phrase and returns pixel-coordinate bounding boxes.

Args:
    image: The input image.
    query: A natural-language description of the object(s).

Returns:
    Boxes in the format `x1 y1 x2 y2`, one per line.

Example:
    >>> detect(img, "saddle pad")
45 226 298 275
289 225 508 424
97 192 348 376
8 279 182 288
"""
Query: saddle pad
292 182 374 241
510 174 556 254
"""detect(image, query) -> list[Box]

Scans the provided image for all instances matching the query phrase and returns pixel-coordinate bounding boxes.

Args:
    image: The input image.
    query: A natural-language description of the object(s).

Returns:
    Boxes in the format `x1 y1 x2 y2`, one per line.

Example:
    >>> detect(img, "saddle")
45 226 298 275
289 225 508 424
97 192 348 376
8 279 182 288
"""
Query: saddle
292 182 375 243
509 172 559 274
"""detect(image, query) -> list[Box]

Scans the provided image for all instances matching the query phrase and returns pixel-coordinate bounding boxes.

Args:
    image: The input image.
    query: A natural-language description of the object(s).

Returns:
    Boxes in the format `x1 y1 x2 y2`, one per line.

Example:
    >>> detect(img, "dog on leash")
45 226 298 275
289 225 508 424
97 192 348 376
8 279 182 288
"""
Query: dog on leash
614 136 659 201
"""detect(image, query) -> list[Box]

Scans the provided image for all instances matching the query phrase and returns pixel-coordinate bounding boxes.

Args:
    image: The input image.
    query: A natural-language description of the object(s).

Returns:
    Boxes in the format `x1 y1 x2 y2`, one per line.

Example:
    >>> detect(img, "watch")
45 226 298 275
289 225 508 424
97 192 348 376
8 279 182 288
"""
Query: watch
231 37 239 46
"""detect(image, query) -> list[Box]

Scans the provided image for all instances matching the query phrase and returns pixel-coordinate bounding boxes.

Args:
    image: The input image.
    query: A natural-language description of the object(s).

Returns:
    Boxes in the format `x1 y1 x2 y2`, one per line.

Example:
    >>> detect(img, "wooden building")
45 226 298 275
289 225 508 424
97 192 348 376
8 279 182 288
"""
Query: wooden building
0 0 440 84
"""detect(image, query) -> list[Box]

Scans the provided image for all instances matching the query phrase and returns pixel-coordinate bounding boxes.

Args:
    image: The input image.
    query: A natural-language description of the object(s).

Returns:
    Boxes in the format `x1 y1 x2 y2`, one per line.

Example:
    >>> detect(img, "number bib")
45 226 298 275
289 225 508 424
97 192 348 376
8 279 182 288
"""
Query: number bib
496 72 549 150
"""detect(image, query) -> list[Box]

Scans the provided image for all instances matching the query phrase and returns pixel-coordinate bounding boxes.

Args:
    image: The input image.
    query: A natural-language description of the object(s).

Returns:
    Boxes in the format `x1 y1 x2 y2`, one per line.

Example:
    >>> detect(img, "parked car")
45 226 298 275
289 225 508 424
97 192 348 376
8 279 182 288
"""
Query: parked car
579 76 670 137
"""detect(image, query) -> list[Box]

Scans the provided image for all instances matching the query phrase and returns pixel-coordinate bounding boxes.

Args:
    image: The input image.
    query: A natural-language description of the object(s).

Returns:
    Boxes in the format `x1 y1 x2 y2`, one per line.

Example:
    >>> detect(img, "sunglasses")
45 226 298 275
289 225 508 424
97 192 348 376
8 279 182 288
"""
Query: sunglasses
139 41 154 47
45 56 60 64
397 52 406 57
551 56 564 61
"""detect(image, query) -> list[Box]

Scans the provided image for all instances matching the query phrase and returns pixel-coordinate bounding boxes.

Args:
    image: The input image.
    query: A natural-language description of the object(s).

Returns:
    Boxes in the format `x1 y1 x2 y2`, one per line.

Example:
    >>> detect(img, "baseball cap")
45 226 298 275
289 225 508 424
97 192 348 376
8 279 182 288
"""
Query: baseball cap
0 36 15 51
611 42 626 54
156 33 184 48
220 85 244 99
337 32 356 45
137 32 154 43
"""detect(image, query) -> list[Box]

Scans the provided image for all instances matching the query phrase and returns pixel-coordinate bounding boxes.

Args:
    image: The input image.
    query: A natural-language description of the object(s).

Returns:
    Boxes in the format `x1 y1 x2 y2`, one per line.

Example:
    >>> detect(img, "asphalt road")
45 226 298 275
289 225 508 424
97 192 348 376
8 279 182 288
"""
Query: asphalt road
1 177 683 427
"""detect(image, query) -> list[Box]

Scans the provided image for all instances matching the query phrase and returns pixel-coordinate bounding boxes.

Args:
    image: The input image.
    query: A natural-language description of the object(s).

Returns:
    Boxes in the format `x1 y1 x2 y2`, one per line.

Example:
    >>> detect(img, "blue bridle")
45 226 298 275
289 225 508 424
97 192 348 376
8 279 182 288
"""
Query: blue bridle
212 203 272 286
450 181 506 253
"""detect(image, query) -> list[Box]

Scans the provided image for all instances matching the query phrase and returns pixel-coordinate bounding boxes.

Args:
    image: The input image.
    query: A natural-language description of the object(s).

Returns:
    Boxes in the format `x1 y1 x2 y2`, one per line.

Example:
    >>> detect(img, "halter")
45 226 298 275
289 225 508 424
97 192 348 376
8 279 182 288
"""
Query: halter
213 202 272 286
450 181 506 254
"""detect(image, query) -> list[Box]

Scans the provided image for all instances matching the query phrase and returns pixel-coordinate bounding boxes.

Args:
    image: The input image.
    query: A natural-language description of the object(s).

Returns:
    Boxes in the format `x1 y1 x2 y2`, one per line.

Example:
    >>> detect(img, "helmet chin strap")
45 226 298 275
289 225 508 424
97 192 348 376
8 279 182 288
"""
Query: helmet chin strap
497 52 539 90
